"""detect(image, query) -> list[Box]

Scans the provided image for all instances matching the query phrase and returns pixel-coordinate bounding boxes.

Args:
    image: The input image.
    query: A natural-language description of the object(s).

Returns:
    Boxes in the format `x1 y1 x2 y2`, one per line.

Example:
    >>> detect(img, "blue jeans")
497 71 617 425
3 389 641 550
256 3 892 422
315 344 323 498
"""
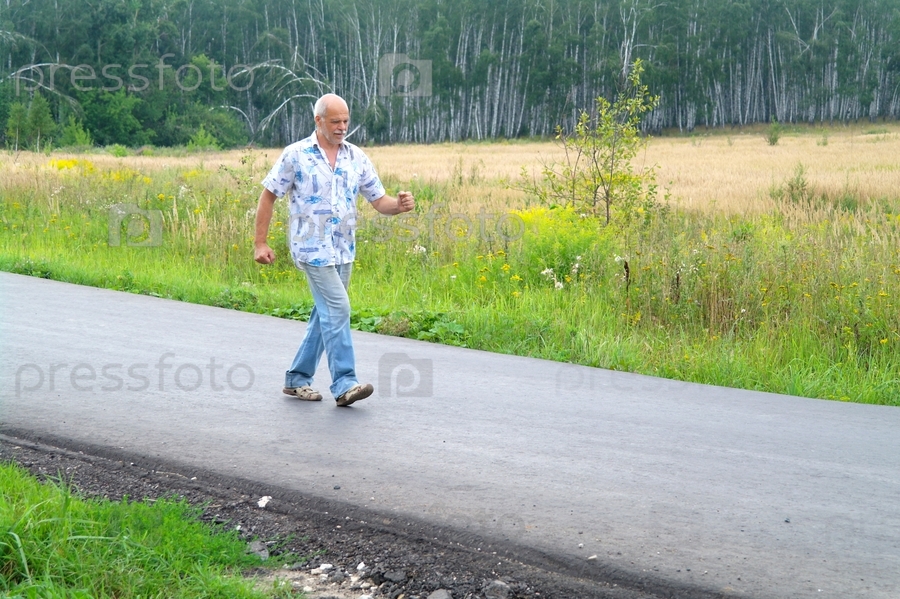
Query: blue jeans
285 262 358 397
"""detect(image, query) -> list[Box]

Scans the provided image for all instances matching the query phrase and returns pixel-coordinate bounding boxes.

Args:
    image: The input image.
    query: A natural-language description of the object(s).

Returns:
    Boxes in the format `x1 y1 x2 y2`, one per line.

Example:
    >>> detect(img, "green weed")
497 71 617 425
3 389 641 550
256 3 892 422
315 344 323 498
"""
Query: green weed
0 463 279 597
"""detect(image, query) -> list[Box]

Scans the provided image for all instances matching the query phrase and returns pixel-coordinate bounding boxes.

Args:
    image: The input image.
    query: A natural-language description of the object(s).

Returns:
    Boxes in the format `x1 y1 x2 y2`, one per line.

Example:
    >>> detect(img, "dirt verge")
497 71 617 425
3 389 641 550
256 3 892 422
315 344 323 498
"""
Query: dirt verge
0 431 720 599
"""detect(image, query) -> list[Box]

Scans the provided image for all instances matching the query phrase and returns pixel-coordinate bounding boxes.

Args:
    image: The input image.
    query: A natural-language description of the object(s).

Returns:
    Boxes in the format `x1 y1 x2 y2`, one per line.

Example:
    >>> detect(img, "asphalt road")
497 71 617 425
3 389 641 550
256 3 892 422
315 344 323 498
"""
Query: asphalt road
1 272 898 599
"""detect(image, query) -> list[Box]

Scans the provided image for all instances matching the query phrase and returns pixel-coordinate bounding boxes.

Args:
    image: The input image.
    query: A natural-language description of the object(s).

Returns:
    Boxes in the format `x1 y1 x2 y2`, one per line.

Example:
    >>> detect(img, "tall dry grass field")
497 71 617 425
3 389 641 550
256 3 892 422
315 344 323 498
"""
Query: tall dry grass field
363 124 900 215
5 123 898 214
646 126 900 215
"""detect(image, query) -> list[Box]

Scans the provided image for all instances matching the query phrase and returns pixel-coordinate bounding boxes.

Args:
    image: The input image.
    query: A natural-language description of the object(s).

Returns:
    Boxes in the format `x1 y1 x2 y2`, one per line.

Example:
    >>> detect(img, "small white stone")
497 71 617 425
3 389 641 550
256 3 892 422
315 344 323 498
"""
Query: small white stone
587 555 598 560
302 586 313 593
357 561 367 571
361 582 372 589
257 496 272 508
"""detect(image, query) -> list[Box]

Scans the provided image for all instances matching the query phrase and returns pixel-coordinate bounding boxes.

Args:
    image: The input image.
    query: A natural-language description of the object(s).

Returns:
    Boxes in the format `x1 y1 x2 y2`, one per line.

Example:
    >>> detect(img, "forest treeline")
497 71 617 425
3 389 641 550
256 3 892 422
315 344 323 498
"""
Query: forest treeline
2 0 899 148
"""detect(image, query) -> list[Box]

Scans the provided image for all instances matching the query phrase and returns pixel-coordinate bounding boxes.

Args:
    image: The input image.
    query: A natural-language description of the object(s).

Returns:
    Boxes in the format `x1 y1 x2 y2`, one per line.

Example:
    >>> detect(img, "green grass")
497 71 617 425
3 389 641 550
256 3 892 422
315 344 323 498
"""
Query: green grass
2 152 899 405
0 462 289 598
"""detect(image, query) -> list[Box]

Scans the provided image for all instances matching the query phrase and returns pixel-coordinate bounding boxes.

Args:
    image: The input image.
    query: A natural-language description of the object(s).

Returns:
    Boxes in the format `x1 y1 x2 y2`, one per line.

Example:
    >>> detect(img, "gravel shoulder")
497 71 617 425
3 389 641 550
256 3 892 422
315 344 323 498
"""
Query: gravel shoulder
0 431 712 599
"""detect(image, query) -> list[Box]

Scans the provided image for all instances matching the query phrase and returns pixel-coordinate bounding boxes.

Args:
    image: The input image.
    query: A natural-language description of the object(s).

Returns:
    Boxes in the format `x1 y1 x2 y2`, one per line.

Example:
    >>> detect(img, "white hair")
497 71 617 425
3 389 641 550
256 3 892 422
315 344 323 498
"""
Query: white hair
313 96 327 118
313 94 346 118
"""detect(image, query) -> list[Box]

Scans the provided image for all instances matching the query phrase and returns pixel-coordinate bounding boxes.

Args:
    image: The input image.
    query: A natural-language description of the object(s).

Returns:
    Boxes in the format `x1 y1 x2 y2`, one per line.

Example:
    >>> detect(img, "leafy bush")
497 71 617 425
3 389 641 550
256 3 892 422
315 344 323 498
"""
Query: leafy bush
58 115 94 148
187 124 222 151
766 117 782 146
108 144 129 157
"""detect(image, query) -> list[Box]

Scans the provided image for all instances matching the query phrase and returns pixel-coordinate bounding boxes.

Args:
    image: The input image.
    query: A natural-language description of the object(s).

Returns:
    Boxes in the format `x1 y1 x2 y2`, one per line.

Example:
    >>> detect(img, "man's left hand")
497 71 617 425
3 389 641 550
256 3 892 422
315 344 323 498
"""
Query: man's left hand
397 191 415 213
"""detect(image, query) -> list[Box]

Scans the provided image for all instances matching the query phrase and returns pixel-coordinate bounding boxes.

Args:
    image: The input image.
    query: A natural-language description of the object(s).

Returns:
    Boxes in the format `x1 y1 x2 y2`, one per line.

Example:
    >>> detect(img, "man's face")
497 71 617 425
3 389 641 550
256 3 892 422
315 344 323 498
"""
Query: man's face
315 102 350 147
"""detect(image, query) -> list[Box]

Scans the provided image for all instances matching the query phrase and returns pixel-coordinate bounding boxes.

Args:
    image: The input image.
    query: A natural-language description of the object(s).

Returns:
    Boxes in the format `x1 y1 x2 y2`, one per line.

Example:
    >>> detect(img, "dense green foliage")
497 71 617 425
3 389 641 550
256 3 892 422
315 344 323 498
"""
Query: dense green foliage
2 0 900 148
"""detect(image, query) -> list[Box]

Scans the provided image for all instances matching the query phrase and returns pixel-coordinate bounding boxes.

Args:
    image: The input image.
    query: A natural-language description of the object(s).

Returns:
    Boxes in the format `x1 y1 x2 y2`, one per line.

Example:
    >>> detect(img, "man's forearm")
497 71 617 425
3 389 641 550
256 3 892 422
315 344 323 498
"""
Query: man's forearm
372 191 414 215
255 190 276 245
382 196 404 215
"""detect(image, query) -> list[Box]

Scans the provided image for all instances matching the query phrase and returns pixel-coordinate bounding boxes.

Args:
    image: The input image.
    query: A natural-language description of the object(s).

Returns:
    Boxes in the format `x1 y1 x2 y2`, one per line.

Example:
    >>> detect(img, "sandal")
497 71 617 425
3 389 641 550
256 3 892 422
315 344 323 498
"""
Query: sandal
283 386 323 401
335 382 373 407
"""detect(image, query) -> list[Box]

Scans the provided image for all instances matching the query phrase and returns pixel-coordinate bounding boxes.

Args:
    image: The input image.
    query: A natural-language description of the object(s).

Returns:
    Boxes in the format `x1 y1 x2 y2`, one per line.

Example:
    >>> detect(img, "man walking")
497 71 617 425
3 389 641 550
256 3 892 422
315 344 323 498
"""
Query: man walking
254 93 414 407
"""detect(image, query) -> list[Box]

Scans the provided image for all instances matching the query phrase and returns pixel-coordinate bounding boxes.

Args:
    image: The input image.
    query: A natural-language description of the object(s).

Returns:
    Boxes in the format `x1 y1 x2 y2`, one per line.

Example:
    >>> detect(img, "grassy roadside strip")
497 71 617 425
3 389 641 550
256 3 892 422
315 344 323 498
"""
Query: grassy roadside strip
0 462 297 598
1 150 899 405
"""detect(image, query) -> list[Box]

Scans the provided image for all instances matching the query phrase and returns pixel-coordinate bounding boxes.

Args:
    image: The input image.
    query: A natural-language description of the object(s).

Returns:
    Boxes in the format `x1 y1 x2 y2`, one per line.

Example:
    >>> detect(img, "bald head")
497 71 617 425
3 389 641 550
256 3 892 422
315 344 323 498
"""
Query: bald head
314 93 350 149
313 94 348 118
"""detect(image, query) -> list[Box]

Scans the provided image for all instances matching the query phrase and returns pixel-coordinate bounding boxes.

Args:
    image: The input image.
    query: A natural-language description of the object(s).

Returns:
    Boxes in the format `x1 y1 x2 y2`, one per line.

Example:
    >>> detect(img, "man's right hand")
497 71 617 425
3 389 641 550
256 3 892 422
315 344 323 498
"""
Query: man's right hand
255 243 275 264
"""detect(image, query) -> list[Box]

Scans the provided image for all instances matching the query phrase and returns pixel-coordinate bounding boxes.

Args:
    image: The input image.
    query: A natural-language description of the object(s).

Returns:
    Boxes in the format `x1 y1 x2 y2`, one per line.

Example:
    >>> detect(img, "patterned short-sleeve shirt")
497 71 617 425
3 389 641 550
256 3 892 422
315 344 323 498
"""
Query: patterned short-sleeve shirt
261 131 386 266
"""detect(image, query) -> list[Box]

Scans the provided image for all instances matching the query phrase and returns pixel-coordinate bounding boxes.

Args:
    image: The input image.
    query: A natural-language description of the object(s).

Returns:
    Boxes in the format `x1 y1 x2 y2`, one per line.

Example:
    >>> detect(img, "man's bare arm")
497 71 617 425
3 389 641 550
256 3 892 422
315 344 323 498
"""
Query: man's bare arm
371 191 415 215
254 188 277 264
